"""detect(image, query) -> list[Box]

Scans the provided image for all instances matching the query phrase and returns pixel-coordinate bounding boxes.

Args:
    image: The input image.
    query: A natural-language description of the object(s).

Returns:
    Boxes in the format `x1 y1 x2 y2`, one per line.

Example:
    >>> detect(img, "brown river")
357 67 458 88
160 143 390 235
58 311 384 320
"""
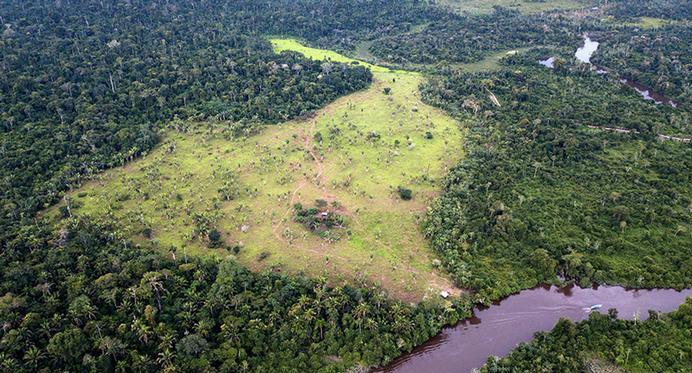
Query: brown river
376 285 692 373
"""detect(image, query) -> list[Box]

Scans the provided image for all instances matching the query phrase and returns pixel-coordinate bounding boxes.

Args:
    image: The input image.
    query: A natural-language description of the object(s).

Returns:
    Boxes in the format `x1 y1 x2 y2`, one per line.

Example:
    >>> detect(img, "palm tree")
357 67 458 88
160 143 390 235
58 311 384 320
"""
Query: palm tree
23 346 44 369
39 320 53 339
315 318 326 340
68 295 96 326
133 319 152 345
98 336 125 363
532 160 542 178
156 348 175 370
142 272 165 311
353 303 370 332
131 352 153 372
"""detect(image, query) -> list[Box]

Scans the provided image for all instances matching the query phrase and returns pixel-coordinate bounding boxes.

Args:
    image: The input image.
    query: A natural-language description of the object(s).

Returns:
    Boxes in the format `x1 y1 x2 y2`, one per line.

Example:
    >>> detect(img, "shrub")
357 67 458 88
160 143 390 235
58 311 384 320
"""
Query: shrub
397 186 413 200
208 229 222 248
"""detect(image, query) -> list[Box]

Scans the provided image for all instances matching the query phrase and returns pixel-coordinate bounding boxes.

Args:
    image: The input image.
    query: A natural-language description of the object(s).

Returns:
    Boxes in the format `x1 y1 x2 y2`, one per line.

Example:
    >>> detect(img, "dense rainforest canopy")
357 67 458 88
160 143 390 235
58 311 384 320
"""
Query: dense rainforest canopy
0 218 471 371
421 50 691 300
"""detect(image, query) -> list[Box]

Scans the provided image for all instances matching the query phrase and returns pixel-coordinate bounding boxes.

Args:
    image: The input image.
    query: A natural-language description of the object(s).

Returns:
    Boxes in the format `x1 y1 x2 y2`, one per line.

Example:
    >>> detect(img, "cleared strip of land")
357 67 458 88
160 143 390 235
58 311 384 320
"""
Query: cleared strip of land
52 39 466 302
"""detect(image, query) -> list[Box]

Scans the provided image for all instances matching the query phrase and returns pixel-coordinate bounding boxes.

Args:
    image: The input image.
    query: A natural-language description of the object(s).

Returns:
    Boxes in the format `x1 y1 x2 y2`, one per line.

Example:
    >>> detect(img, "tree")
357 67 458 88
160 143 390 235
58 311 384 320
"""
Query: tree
46 328 88 365
177 334 209 358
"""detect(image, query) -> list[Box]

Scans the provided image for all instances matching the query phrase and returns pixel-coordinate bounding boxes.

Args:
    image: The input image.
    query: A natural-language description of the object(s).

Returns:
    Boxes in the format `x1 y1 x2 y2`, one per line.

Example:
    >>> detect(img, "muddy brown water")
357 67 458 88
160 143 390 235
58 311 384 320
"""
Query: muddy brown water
375 285 692 373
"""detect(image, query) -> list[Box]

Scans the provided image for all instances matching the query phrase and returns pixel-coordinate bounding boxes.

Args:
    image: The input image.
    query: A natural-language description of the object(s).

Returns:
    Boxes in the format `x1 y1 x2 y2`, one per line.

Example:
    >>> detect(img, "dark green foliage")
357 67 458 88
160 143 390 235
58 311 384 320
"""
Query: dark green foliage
421 51 691 301
397 186 413 201
481 297 692 372
142 227 153 239
0 219 470 371
207 229 222 248
370 7 578 65
294 202 346 238
608 0 692 20
230 245 242 255
592 25 691 103
230 0 442 52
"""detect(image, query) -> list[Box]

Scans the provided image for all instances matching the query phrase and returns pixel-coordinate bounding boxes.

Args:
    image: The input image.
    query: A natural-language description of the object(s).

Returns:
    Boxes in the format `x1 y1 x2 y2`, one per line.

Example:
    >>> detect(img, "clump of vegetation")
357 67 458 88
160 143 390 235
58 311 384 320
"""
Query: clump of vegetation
229 244 242 255
397 186 413 200
217 169 243 201
142 227 154 239
294 201 346 240
207 229 222 248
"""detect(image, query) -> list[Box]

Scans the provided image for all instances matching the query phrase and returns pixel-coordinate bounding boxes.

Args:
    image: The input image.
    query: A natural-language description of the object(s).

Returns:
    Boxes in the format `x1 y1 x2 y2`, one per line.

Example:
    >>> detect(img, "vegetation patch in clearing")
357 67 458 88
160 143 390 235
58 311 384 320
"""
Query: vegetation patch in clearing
438 0 588 15
51 39 465 302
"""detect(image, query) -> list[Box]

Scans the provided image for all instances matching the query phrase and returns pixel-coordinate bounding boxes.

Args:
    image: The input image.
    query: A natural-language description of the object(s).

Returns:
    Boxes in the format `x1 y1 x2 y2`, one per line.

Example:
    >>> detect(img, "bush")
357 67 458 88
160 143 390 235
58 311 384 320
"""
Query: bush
208 229 222 248
397 186 413 200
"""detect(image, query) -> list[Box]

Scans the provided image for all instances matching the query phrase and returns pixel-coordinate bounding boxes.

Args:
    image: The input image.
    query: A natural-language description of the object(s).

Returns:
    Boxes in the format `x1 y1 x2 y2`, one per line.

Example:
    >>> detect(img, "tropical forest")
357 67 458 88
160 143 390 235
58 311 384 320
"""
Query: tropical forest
0 0 690 372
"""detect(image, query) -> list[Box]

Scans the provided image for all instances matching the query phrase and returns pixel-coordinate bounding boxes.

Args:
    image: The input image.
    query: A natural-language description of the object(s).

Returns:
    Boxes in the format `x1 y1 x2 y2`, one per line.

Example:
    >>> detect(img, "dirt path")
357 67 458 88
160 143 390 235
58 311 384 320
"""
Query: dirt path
271 109 364 242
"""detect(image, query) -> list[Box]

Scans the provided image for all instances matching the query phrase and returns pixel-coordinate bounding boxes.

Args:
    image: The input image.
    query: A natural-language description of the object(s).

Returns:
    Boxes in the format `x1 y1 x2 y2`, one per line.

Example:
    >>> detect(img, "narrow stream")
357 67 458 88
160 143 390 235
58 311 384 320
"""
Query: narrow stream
620 78 679 107
376 285 692 373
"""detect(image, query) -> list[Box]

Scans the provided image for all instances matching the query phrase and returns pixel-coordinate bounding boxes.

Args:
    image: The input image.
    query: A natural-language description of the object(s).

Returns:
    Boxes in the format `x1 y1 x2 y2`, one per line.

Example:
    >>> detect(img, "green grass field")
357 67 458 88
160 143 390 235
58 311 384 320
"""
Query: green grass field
623 16 678 29
51 39 465 302
439 0 589 15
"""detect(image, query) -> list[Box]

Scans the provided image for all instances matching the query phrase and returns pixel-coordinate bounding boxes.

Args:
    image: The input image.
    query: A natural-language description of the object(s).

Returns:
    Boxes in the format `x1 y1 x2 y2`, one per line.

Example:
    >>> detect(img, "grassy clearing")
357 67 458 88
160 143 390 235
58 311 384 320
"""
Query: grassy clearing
438 0 589 15
602 15 678 29
455 48 532 72
51 39 465 302
622 16 679 29
270 38 391 73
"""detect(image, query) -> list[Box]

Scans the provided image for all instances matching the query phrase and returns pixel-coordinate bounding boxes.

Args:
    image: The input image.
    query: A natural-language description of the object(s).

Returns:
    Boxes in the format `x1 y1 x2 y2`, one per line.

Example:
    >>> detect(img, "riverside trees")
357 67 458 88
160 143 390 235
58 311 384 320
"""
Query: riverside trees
421 50 691 300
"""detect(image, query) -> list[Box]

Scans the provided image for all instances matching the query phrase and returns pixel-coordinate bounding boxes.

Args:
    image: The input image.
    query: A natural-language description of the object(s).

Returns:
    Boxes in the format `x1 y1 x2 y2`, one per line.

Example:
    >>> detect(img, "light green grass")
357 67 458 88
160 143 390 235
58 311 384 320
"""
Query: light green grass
628 16 677 29
270 38 392 73
455 47 533 72
51 39 465 301
603 15 683 30
439 0 588 15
